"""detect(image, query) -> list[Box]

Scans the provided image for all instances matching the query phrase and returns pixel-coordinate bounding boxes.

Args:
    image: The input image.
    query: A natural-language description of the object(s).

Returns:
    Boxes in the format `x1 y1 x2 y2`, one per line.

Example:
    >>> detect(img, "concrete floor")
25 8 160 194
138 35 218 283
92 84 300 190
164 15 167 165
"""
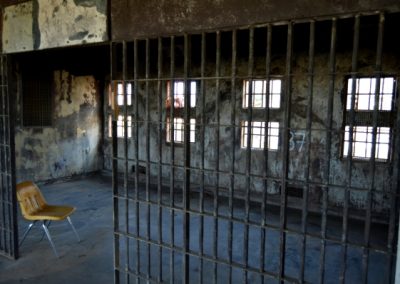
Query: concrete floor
0 176 114 284
0 175 392 283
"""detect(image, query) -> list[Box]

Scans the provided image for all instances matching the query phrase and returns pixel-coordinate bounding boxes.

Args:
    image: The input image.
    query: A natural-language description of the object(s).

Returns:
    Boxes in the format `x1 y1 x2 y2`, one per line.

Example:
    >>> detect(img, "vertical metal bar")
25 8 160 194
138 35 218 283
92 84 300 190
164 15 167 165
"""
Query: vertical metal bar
213 31 221 284
0 54 4 255
133 39 140 283
6 54 17 259
260 24 272 283
319 18 337 284
300 20 315 282
279 22 293 282
362 13 384 284
0 55 2 254
122 41 130 284
340 15 360 284
0 54 6 256
228 29 237 284
0 54 4 254
182 33 191 284
244 27 255 283
198 32 206 284
145 38 151 282
169 36 176 284
157 37 163 283
111 42 120 284
389 83 400 284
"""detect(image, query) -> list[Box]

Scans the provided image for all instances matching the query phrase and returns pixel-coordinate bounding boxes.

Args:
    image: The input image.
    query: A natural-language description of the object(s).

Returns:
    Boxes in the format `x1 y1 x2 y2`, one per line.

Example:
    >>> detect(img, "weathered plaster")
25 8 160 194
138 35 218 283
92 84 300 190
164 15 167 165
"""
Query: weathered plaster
37 0 107 49
15 70 102 182
1 0 107 53
2 2 33 52
111 0 400 40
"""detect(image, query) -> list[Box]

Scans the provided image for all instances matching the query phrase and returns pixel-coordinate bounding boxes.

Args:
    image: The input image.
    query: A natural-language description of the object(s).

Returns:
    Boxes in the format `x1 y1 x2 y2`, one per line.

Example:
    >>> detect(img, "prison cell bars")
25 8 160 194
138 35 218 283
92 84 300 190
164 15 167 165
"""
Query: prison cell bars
199 32 206 284
277 22 293 282
110 42 119 284
156 36 163 284
340 15 360 284
229 29 237 284
260 24 272 284
362 12 385 284
0 54 18 260
320 18 337 284
168 36 176 284
110 12 399 284
300 20 315 283
213 31 221 284
244 27 255 283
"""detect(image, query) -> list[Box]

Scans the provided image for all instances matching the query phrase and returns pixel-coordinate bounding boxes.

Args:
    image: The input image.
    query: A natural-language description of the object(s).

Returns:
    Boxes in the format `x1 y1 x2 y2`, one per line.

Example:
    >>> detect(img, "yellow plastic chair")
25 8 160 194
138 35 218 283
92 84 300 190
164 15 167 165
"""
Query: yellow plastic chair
16 181 80 257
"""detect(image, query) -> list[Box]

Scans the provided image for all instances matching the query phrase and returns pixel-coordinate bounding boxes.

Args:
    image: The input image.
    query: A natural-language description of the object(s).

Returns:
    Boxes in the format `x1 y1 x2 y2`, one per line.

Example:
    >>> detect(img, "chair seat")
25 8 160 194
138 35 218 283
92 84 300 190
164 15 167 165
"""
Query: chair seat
24 205 76 221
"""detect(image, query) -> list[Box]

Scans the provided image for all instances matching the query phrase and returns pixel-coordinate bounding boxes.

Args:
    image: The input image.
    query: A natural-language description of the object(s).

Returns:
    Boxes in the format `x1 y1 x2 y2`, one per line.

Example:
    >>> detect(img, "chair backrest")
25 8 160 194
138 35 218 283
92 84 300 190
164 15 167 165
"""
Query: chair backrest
16 181 47 217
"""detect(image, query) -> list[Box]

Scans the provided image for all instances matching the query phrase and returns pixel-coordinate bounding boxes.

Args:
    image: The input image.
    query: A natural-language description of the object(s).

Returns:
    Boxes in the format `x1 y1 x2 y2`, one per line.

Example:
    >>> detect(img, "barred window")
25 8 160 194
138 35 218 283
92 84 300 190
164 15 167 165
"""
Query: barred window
241 121 279 150
242 79 281 109
22 71 52 127
166 117 195 143
166 80 197 144
109 81 132 106
343 76 396 161
109 115 132 138
343 126 390 160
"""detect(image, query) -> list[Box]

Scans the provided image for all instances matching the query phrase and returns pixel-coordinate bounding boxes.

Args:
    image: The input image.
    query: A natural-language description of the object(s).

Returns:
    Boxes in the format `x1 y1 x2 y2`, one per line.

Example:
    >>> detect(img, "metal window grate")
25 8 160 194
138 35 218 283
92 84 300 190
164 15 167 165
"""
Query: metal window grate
110 12 400 284
22 71 52 127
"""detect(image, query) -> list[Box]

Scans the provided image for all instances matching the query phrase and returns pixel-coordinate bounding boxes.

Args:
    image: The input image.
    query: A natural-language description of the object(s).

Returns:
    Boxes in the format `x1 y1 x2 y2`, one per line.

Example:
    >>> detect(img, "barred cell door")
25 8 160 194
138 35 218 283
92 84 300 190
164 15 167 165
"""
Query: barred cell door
111 12 400 283
0 54 18 259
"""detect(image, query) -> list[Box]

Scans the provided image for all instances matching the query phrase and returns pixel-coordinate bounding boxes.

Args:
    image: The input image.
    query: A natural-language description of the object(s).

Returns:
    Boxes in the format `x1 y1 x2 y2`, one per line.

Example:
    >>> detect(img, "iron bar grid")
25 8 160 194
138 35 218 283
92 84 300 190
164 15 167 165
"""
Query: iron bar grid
0 54 18 260
110 13 400 284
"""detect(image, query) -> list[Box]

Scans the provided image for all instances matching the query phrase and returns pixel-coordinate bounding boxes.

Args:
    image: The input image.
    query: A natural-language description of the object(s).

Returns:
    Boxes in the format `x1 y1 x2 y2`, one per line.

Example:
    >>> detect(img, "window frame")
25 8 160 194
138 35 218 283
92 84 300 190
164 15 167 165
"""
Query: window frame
342 75 397 162
240 121 280 151
108 114 132 138
242 79 282 109
109 80 133 107
166 80 198 145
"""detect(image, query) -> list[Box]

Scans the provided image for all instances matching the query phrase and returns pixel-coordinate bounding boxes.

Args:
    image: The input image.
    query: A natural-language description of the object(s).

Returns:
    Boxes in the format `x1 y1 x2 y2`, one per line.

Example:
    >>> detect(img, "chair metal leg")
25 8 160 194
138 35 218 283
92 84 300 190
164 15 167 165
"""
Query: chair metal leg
41 221 59 258
20 221 37 246
40 220 51 242
67 216 80 242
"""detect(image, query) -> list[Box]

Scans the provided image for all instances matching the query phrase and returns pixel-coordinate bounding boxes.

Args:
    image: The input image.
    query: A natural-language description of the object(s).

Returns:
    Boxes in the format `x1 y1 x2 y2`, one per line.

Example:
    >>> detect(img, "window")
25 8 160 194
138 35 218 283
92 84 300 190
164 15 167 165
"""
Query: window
167 81 197 108
241 79 281 150
346 77 394 111
108 115 132 138
166 80 197 144
241 121 279 150
242 79 281 109
109 81 132 106
343 126 390 160
166 117 195 143
343 77 396 161
22 70 52 127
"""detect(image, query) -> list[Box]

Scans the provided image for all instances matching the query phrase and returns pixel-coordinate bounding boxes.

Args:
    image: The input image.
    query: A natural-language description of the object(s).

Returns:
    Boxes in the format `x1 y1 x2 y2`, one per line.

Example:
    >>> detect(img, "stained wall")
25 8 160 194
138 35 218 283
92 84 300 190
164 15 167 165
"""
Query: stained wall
2 0 107 53
13 47 108 182
103 17 400 213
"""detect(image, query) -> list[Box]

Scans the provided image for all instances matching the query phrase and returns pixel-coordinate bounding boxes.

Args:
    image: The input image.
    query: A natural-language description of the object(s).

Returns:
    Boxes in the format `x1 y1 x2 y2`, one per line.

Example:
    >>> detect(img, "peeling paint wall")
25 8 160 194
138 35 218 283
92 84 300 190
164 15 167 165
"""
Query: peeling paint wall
2 0 107 53
2 2 33 52
15 69 102 182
